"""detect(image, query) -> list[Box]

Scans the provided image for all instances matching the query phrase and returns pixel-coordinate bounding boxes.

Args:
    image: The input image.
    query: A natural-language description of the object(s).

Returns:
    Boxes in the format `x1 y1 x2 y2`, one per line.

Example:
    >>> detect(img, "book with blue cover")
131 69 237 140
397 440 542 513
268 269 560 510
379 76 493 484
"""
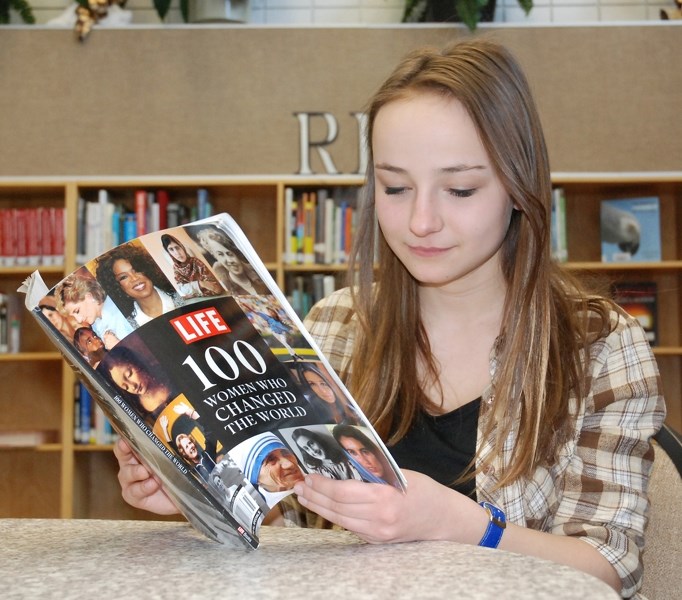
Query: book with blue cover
600 197 661 263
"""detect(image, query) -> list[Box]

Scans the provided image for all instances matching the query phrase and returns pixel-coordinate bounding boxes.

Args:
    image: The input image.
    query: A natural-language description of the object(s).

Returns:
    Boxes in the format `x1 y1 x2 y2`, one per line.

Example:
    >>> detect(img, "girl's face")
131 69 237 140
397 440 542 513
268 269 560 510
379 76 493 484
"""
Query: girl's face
295 433 326 460
338 435 384 478
109 360 151 397
177 435 198 460
64 293 101 326
166 241 187 263
78 328 104 357
206 239 243 274
304 370 336 404
372 91 514 292
113 259 154 301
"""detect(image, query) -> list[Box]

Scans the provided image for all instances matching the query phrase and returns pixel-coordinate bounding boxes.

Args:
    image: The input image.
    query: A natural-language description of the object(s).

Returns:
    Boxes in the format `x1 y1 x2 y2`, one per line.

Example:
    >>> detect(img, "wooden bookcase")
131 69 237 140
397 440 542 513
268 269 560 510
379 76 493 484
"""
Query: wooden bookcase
0 172 679 519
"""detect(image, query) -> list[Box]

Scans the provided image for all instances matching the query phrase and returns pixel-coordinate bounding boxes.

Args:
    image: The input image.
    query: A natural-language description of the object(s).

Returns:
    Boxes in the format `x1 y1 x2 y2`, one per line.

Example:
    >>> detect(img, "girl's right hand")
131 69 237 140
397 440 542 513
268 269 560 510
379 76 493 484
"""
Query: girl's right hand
113 438 180 515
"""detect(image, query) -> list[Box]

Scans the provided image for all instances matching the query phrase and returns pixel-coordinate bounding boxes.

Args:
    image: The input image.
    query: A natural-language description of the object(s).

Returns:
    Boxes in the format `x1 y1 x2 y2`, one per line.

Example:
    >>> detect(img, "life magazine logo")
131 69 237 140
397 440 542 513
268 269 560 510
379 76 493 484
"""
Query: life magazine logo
170 307 232 344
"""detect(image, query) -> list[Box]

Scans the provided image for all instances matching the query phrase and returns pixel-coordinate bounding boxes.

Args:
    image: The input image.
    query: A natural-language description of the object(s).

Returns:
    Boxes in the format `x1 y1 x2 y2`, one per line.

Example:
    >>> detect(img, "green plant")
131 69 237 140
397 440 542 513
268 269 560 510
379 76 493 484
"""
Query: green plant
151 0 189 22
403 0 532 31
0 0 36 24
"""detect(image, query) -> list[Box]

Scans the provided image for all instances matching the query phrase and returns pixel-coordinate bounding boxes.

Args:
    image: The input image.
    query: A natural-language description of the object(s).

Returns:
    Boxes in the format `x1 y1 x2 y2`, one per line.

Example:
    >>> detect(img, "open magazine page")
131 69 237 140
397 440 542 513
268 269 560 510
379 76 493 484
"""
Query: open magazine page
22 213 406 548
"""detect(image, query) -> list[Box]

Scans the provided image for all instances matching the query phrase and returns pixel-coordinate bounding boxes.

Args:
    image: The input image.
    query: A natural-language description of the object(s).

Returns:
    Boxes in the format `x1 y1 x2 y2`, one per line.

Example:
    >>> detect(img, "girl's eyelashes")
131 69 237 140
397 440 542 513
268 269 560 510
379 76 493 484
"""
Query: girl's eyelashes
384 186 406 195
381 185 477 197
449 188 476 198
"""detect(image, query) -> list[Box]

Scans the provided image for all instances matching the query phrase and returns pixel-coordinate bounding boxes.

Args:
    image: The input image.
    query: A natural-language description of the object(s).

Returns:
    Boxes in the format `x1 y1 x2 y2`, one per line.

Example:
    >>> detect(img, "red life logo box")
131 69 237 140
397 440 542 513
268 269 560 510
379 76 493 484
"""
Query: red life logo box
170 308 231 344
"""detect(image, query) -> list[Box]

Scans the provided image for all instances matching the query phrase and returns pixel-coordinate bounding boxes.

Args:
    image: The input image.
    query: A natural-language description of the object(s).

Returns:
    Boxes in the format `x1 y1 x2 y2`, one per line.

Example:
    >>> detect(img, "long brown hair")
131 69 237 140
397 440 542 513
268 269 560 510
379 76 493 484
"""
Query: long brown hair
347 38 614 487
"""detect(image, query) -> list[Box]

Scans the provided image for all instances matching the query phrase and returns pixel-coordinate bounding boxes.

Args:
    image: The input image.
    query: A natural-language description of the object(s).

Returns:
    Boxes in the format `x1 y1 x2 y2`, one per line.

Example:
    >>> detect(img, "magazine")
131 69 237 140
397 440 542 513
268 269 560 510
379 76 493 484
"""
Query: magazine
21 213 406 550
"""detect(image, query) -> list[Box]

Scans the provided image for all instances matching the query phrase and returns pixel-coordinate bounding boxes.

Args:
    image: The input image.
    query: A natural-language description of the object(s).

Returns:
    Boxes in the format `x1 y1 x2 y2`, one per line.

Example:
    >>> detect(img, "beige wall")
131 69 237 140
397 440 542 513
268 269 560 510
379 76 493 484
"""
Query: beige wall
1 25 680 177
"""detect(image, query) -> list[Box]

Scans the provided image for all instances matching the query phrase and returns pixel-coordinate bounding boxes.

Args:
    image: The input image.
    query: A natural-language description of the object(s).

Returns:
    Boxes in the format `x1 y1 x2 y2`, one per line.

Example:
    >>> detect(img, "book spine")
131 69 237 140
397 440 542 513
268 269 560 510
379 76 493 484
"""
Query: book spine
323 196 335 265
102 191 116 253
314 189 327 263
39 207 52 266
0 209 16 267
156 189 169 231
123 213 137 242
14 209 28 266
0 294 8 353
53 207 65 266
296 194 305 264
551 187 568 262
25 208 41 266
76 197 87 264
283 187 294 265
135 190 147 236
303 192 316 264
73 381 81 443
197 188 212 220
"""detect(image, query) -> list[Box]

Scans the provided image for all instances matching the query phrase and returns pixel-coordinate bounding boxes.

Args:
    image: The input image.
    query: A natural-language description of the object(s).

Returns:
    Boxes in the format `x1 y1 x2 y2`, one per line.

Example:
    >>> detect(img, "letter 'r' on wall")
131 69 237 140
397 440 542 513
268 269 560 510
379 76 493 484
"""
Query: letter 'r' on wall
351 111 368 175
295 112 340 175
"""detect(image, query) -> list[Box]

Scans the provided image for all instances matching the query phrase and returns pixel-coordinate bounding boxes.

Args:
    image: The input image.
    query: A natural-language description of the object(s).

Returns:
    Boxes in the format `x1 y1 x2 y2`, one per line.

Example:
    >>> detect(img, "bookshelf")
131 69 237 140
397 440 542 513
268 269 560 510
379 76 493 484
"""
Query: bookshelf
0 172 679 520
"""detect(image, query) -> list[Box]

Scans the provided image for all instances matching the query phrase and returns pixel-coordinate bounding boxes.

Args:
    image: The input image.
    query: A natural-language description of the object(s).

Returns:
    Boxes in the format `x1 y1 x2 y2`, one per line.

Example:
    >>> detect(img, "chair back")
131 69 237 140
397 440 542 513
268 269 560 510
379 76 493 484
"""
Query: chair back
640 424 682 599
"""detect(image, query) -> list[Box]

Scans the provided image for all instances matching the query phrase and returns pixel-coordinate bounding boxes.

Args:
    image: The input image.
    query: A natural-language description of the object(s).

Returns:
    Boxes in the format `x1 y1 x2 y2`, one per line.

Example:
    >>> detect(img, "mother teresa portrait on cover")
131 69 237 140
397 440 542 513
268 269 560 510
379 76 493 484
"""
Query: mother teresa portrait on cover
229 432 305 508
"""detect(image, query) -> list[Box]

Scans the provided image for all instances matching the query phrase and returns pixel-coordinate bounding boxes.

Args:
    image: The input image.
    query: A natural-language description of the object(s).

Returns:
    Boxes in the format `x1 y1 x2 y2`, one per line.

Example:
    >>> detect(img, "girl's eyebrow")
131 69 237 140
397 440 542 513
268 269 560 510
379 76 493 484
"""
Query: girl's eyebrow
375 162 487 174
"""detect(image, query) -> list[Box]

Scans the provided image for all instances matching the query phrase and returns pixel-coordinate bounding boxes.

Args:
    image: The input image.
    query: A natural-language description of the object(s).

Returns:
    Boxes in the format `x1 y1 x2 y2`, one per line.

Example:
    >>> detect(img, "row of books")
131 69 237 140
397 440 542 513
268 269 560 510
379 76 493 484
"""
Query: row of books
551 188 662 264
0 292 21 353
76 188 214 264
0 430 56 448
287 273 339 318
284 186 360 265
612 282 658 346
74 381 117 445
0 207 65 268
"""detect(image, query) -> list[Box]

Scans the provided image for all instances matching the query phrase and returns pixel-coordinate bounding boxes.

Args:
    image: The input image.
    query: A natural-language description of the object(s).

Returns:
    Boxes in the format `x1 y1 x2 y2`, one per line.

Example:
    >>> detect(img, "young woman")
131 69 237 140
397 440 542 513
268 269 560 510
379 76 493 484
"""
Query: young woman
113 39 664 598
38 294 79 342
96 243 184 327
332 424 401 488
193 226 268 296
292 361 360 425
99 344 176 424
160 233 222 299
73 326 107 368
55 267 134 349
291 427 361 481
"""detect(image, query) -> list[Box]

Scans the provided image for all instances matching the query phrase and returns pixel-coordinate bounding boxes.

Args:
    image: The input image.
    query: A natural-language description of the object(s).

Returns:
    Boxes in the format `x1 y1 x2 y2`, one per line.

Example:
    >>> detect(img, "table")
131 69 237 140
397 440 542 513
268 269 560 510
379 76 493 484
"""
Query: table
0 519 620 599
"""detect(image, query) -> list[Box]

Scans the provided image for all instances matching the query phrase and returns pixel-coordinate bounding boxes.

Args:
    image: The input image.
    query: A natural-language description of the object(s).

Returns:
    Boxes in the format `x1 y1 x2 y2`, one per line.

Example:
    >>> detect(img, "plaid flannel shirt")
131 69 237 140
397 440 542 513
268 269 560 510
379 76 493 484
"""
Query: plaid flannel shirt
298 288 665 599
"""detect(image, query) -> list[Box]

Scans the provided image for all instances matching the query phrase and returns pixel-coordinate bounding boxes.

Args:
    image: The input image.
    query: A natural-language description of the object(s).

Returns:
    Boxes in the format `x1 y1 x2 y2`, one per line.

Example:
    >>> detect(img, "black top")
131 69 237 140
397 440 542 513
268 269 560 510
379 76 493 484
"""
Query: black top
388 398 481 498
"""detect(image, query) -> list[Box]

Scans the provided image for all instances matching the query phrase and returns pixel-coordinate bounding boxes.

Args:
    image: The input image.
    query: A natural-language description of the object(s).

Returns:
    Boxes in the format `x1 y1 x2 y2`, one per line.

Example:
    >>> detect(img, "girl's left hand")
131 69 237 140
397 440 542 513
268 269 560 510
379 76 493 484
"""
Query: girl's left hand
293 469 484 544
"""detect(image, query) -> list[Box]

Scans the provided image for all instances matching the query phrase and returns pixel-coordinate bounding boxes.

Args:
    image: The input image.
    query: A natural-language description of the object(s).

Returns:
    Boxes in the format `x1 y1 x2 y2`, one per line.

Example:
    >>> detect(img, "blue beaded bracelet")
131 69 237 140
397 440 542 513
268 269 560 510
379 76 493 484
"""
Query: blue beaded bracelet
478 501 506 548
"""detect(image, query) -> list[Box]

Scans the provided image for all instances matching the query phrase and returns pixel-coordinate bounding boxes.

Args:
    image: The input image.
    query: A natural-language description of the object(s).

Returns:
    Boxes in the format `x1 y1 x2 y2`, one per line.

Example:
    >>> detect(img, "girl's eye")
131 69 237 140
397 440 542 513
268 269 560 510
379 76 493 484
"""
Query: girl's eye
449 188 476 198
384 186 406 195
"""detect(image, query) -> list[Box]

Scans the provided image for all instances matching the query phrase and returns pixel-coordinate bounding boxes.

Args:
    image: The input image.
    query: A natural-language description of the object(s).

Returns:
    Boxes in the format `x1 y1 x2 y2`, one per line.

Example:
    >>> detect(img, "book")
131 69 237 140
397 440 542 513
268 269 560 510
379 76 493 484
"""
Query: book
0 430 53 448
550 187 568 262
600 197 661 263
21 213 405 550
135 190 148 237
612 282 658 346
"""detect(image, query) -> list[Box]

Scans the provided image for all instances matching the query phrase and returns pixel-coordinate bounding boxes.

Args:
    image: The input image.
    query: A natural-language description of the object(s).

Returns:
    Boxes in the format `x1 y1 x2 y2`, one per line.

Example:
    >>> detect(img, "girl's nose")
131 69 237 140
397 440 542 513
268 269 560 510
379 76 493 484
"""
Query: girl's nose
410 192 443 237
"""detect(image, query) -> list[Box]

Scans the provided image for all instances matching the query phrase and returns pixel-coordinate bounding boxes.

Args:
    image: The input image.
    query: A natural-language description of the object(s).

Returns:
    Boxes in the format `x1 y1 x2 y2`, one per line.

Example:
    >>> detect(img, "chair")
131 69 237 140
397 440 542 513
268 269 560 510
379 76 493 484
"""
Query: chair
640 423 682 599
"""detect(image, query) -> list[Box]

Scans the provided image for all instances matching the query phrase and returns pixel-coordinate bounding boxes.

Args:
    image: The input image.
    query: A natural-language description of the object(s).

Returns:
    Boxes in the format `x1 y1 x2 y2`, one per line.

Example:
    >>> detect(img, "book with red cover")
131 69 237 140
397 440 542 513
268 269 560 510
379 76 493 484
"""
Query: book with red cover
612 282 658 346
135 190 148 236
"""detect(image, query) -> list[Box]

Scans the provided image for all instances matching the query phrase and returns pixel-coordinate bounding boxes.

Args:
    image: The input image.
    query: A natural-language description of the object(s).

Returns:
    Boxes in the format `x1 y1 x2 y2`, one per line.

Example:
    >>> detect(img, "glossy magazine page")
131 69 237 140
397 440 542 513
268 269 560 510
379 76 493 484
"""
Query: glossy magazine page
22 213 405 548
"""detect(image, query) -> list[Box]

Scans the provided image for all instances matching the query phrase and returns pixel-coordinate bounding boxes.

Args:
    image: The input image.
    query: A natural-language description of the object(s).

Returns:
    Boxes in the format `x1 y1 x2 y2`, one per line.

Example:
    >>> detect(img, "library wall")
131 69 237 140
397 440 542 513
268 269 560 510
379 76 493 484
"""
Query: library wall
1 25 680 178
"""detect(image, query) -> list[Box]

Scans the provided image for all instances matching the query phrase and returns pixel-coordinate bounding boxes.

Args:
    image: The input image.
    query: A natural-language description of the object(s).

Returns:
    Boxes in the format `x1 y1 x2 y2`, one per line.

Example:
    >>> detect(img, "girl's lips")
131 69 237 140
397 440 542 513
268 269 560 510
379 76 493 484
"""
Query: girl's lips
408 245 451 257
